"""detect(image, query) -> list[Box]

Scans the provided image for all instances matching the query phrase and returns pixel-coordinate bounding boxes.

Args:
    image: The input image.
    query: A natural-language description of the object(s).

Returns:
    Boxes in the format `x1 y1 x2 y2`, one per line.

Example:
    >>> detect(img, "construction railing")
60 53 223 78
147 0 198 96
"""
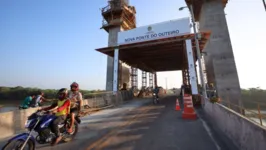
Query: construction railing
101 0 128 13
216 99 266 127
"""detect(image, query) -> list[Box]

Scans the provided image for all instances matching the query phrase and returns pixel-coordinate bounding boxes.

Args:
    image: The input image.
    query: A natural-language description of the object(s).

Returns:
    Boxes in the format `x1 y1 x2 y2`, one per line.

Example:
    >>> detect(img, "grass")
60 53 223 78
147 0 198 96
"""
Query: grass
242 96 266 111
241 89 266 111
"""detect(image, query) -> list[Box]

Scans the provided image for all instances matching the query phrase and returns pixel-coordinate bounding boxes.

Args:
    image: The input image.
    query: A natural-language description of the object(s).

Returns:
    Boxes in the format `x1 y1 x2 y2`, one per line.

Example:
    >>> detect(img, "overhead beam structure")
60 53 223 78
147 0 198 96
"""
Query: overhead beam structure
96 32 210 73
97 32 211 94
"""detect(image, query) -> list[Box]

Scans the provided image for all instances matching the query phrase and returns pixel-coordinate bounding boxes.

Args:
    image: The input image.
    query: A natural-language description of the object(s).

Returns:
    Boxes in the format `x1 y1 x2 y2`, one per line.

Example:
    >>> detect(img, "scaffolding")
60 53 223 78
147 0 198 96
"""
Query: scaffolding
101 0 136 32
142 71 147 88
149 73 154 88
131 67 138 89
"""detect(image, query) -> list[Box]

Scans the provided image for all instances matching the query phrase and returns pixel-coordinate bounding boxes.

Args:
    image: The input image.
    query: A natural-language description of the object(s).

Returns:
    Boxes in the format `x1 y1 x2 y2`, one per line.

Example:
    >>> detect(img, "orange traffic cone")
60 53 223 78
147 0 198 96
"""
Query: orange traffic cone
175 98 181 111
182 95 197 120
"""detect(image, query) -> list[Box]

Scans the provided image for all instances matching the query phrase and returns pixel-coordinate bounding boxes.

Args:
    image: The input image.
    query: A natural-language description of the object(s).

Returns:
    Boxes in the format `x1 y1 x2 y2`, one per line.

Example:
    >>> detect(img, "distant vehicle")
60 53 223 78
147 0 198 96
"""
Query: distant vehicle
152 92 159 104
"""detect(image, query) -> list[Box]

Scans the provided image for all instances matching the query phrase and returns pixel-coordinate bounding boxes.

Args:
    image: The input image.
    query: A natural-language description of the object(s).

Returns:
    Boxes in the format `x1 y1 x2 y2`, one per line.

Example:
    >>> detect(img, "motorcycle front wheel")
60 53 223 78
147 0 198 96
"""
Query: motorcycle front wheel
2 139 34 150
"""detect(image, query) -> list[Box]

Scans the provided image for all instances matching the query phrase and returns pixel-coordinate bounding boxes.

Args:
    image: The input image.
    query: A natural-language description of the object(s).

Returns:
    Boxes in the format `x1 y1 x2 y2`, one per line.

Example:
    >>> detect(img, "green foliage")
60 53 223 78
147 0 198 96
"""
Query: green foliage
0 86 105 101
241 87 266 110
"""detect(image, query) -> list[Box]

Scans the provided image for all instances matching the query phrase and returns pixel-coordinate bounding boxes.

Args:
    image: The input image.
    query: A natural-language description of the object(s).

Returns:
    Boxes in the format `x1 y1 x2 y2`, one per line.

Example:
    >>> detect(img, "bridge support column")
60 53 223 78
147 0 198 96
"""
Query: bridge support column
185 39 198 95
154 72 158 87
199 0 243 112
142 71 147 88
113 48 119 93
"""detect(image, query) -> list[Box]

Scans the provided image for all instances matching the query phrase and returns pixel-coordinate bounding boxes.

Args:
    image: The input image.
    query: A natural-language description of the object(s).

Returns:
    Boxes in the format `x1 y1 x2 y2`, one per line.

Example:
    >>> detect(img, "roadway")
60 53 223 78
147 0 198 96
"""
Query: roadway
1 95 239 150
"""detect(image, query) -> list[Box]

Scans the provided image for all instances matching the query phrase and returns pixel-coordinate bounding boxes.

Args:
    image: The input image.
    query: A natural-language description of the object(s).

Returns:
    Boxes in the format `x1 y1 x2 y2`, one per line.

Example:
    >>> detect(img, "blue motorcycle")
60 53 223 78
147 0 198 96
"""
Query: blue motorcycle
2 110 81 150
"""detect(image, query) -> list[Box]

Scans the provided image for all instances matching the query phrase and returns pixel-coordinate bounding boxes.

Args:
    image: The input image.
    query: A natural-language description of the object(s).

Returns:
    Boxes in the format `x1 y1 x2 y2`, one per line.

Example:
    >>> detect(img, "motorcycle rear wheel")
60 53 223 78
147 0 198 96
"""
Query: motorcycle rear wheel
153 98 158 104
63 121 79 142
2 139 34 150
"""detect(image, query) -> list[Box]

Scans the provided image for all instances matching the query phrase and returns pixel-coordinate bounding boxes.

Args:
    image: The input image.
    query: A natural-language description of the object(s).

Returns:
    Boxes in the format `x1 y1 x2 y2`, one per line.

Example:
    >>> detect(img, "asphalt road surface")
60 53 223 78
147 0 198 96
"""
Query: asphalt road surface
1 96 238 150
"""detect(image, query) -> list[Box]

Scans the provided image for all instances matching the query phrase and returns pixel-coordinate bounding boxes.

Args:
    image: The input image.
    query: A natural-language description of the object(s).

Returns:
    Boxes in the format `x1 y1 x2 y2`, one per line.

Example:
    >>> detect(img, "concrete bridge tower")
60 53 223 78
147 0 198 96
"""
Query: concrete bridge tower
101 0 137 91
186 0 243 113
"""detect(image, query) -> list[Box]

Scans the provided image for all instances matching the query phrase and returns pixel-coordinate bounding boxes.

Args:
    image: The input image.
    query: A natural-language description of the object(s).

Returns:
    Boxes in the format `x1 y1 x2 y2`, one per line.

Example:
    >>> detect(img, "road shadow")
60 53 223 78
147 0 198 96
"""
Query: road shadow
85 96 173 150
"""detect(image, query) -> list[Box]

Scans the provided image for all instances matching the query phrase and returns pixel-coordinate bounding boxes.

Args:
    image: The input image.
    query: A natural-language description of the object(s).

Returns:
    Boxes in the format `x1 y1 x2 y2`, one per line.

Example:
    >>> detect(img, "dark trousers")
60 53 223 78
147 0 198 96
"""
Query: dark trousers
51 115 66 137
70 107 79 116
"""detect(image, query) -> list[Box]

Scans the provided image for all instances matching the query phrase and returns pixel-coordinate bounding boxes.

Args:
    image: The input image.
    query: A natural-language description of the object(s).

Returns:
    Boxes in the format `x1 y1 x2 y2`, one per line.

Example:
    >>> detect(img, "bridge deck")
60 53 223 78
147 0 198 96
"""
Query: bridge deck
0 95 239 150
96 32 210 72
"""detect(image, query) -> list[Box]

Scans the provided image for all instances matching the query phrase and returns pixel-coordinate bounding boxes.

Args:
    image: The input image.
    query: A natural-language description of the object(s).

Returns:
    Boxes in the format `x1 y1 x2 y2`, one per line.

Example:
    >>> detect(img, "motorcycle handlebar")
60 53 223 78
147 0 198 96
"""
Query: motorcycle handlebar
35 110 50 116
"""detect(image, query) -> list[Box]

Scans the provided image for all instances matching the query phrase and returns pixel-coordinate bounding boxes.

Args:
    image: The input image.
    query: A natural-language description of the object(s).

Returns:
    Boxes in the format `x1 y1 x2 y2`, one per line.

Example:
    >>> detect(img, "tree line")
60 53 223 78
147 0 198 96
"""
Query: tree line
0 86 265 108
241 87 266 110
0 86 105 100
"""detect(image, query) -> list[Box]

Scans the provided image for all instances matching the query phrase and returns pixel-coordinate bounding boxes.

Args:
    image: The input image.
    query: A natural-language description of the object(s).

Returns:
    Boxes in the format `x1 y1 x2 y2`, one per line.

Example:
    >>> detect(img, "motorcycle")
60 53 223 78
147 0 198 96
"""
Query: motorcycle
2 110 81 150
152 93 159 104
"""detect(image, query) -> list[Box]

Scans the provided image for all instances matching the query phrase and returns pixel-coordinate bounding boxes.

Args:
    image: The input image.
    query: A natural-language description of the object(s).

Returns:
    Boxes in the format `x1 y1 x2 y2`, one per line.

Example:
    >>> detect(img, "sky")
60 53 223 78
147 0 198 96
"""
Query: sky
0 0 265 90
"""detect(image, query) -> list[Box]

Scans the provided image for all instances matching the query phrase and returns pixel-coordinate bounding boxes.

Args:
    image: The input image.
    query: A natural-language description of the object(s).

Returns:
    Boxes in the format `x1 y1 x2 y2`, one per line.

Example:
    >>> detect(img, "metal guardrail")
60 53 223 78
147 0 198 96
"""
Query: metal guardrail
217 99 266 126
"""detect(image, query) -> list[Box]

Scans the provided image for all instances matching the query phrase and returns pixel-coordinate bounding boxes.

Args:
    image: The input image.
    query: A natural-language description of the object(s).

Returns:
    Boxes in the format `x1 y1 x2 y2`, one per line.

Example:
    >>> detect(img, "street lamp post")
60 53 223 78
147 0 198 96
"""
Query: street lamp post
263 0 266 11
179 5 208 104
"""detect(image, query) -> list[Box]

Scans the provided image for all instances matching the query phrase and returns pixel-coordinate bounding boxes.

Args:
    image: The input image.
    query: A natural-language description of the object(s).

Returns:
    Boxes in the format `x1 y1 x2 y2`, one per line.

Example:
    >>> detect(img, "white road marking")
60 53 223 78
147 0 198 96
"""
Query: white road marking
199 117 221 150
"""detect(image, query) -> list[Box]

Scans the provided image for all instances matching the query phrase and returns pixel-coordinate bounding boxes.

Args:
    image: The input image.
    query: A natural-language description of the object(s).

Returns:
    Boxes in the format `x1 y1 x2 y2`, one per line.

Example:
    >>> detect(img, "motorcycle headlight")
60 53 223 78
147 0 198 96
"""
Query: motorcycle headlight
25 119 33 128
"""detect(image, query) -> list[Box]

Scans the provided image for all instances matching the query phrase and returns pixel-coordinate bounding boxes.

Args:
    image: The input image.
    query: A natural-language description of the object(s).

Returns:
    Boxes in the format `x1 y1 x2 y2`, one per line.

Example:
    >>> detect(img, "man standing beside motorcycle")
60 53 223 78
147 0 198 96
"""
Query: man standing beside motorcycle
68 82 83 133
34 91 46 107
39 88 71 146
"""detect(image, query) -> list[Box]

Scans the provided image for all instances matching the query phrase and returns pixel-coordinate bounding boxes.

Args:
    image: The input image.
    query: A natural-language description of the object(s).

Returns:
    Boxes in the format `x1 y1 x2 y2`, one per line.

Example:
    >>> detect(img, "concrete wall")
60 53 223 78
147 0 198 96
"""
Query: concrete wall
83 90 134 108
0 91 134 139
204 100 266 150
0 107 39 139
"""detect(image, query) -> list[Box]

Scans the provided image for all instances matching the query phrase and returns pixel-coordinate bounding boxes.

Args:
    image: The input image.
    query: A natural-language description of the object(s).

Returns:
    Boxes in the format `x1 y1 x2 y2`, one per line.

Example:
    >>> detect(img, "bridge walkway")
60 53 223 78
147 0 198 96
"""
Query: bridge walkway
0 95 238 150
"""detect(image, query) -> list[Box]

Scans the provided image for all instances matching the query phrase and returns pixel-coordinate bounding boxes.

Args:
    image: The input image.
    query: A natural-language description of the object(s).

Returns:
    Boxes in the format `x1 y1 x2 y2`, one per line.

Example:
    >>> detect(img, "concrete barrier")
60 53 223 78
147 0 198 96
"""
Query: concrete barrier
0 90 134 139
0 107 39 139
204 100 266 150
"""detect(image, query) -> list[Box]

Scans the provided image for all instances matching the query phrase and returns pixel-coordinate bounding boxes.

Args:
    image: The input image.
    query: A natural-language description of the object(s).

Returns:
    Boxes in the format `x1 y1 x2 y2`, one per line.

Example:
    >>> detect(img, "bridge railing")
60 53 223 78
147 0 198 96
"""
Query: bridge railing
205 96 266 150
218 99 266 127
0 90 134 139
